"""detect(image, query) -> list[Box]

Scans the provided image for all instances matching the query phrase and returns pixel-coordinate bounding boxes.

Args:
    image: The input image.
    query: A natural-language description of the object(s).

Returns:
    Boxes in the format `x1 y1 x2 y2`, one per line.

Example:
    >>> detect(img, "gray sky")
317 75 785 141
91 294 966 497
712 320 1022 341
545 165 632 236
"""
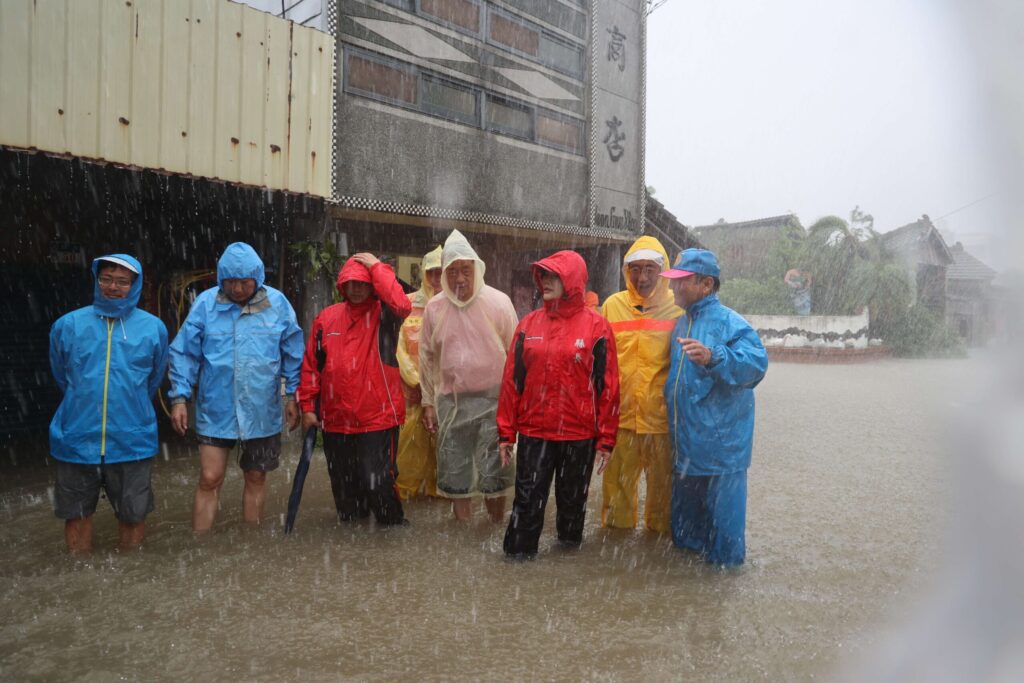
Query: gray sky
645 0 999 244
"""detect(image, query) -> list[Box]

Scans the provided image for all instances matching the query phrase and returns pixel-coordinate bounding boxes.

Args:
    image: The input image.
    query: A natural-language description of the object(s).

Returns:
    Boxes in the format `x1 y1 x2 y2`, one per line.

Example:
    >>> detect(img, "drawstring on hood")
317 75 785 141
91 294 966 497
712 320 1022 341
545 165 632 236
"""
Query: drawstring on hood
92 253 143 321
531 250 588 319
440 230 486 308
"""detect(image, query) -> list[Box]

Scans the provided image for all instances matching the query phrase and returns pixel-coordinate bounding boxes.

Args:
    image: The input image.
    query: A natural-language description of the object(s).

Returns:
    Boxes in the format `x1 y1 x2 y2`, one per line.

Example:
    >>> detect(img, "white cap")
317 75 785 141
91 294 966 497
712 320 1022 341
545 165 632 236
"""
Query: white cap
624 249 664 266
94 256 139 274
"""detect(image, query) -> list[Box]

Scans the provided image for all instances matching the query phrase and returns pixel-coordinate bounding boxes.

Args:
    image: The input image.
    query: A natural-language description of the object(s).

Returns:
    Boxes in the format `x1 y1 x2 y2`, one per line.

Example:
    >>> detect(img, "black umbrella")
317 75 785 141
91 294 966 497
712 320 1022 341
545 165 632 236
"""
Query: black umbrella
284 329 325 534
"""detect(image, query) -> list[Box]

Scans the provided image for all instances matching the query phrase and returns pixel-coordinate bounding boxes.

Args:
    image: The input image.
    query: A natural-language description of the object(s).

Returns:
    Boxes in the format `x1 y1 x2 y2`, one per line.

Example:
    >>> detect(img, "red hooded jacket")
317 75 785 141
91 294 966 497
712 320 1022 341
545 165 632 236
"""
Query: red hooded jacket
497 251 620 451
298 259 411 433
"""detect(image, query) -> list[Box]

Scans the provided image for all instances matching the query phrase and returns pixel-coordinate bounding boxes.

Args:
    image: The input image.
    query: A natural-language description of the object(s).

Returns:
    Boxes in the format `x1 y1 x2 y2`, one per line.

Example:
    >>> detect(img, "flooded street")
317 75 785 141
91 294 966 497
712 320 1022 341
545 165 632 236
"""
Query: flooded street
0 357 967 680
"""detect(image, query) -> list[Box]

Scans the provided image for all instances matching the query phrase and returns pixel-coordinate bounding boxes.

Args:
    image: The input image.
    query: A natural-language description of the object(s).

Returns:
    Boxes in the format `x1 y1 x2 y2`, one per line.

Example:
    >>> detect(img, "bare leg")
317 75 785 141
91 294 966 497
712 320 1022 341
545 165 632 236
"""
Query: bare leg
242 470 267 524
452 498 472 521
64 517 93 554
118 521 145 550
484 496 506 523
193 445 229 532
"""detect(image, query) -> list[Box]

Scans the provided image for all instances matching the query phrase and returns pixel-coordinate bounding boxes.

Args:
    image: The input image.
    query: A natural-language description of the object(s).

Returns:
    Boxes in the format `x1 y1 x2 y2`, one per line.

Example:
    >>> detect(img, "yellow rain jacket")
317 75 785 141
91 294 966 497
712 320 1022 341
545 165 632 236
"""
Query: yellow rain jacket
600 236 682 532
601 236 682 434
396 246 442 499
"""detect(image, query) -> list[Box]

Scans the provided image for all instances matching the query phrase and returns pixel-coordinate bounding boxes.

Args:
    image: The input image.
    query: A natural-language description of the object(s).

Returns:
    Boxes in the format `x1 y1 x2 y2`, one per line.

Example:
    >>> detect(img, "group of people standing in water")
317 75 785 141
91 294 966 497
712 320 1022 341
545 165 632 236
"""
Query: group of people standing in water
48 230 767 567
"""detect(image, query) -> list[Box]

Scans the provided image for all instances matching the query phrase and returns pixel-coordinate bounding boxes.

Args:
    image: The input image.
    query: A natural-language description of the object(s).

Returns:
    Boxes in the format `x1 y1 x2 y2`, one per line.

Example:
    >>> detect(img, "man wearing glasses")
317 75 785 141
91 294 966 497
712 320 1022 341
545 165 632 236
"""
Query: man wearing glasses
600 237 682 534
49 254 169 553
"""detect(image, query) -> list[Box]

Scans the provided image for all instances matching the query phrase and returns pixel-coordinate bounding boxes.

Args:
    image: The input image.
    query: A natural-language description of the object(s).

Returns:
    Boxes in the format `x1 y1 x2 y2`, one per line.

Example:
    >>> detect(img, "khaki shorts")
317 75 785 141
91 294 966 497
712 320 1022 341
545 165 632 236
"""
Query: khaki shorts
435 392 514 497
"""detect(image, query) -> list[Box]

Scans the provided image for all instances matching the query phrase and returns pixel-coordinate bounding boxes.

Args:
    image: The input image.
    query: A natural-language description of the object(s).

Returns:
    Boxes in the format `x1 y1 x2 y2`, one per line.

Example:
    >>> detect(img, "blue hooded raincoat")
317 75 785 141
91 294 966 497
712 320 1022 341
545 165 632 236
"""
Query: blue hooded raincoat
49 254 169 465
664 293 768 475
168 242 304 440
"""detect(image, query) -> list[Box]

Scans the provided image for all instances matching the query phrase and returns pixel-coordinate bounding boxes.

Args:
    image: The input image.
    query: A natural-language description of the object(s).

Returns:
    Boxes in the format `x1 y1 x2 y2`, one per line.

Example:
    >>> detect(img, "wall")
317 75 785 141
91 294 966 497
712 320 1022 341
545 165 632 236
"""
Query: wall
745 309 873 349
0 0 335 197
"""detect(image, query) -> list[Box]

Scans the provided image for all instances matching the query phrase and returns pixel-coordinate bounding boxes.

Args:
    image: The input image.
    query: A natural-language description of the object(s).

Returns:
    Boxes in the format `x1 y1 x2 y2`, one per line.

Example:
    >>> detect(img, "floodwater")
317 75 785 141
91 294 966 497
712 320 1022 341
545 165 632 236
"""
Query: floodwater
0 358 967 681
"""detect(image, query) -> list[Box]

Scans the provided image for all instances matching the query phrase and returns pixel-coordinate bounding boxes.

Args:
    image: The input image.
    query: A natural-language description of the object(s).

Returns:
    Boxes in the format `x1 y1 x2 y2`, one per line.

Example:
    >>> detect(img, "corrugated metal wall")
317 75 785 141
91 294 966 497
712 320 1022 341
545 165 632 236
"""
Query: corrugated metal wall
0 0 334 197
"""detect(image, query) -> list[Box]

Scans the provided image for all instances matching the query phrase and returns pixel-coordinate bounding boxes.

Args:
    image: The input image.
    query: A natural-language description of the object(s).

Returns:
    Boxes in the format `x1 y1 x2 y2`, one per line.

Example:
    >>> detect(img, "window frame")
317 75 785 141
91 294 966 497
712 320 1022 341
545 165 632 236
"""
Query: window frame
343 47 421 109
419 72 482 126
414 0 484 38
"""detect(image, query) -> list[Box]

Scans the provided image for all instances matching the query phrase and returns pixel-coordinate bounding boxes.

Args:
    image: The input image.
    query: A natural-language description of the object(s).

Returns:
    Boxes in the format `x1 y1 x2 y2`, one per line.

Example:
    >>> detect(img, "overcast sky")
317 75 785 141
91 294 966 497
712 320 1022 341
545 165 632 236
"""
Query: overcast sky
644 0 999 243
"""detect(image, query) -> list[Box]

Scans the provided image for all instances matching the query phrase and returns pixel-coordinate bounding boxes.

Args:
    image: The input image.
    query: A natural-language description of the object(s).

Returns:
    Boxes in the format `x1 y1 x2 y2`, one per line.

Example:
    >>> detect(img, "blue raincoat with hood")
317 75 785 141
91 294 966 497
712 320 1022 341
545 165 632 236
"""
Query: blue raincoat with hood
664 293 768 475
49 254 169 465
168 242 304 440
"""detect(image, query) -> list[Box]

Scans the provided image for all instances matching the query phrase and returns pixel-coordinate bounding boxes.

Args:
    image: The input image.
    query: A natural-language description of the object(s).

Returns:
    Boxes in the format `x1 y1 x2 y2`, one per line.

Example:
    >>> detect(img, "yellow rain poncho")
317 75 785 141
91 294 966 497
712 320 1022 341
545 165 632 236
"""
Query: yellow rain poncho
396 246 443 499
420 230 518 498
600 236 682 532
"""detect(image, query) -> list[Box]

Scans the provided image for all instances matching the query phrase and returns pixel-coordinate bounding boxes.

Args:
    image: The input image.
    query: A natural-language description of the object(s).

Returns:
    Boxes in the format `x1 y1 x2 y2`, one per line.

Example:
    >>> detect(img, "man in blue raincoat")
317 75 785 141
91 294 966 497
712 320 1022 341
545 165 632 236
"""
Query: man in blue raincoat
168 242 304 531
49 254 169 553
662 249 768 567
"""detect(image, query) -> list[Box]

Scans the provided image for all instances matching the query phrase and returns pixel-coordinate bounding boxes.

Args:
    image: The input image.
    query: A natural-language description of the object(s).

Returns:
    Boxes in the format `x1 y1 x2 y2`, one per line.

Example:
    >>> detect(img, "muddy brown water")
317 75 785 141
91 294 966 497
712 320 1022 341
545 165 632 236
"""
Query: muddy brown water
0 358 965 680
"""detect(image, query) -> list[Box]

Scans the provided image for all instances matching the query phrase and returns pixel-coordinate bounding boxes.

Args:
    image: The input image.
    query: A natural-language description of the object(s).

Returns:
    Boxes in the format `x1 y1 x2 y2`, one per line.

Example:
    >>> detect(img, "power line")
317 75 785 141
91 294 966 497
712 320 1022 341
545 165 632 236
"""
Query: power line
935 192 999 221
647 0 673 16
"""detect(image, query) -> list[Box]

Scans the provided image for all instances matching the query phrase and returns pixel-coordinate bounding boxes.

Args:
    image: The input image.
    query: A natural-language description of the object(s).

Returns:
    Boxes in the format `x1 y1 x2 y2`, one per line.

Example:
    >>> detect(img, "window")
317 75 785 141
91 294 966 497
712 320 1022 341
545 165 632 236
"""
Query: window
346 51 418 105
485 94 533 139
486 8 584 78
489 11 539 56
537 110 582 154
418 0 481 33
420 74 479 125
538 33 583 77
380 0 415 11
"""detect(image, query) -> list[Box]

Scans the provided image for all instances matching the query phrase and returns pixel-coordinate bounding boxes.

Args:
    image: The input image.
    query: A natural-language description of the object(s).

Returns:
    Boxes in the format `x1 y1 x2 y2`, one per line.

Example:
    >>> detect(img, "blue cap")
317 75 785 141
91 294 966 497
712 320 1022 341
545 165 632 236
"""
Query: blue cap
661 248 721 279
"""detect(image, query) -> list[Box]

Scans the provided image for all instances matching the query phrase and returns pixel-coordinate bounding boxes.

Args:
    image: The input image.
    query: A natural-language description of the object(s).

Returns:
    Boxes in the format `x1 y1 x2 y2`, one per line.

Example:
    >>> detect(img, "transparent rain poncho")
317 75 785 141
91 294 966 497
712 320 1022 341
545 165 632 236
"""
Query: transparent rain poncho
419 230 518 497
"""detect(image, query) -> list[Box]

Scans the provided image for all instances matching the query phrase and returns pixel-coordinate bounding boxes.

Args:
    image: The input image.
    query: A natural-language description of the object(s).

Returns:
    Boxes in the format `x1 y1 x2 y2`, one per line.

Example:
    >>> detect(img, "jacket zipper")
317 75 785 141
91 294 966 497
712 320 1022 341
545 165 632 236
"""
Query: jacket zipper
100 318 114 460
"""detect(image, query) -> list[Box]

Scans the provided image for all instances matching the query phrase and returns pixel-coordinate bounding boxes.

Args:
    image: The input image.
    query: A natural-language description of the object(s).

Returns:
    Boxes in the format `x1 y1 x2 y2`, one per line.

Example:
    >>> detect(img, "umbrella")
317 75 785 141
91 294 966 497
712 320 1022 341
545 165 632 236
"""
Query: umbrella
284 329 325 534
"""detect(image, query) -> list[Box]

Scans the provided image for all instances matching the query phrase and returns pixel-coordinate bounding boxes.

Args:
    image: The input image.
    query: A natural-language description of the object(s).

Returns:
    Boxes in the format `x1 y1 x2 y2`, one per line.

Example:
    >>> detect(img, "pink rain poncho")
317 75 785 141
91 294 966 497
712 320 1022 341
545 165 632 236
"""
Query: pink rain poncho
419 230 518 498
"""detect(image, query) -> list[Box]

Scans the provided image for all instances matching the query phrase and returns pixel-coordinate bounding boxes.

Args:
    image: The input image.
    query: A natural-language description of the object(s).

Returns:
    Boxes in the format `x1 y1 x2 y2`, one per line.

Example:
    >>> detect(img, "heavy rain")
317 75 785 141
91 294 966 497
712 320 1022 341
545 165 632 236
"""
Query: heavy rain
1 0 1022 681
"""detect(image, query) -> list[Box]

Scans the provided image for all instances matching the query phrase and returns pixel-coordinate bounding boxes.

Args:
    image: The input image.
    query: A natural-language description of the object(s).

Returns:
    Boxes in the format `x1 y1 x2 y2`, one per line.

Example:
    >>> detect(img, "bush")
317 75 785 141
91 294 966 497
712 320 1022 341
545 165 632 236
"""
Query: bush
875 305 966 358
718 278 795 315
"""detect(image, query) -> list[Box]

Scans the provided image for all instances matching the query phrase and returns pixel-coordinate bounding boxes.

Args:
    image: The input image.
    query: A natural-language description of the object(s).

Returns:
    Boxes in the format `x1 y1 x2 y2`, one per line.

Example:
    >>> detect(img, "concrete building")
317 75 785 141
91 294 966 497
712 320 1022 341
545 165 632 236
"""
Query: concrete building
318 0 646 315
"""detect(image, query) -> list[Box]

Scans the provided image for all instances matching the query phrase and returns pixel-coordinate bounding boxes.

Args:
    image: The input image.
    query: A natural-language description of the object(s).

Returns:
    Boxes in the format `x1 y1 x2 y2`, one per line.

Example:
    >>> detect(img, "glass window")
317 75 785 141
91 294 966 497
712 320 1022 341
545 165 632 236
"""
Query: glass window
346 51 418 105
419 0 481 33
538 33 583 77
489 11 540 56
485 95 533 139
537 111 582 154
421 75 479 125
380 0 415 11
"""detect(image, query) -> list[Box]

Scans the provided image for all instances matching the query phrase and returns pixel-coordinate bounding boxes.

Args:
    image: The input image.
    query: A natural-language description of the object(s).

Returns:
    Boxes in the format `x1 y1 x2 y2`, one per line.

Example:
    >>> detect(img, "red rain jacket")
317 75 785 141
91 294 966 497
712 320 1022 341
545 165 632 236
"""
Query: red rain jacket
298 260 411 434
497 251 620 451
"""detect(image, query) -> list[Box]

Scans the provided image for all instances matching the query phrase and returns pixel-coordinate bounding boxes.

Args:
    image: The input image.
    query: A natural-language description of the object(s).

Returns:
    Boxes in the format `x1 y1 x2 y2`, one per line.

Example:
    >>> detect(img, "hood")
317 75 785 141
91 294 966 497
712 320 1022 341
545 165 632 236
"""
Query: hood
532 250 587 318
92 254 143 319
217 242 266 291
411 245 443 308
622 235 675 308
440 230 486 308
336 257 374 301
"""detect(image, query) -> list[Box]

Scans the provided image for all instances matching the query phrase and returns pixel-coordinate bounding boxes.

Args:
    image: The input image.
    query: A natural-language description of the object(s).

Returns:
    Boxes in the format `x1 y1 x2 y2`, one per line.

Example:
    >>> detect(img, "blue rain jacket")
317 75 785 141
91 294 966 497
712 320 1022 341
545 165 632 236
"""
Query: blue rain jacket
49 254 169 465
168 242 304 440
664 294 768 475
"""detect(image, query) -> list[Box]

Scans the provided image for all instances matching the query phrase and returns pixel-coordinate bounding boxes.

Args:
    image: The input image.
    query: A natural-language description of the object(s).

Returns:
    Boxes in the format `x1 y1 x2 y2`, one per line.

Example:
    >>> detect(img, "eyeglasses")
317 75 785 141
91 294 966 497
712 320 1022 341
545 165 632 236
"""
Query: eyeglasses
627 265 660 277
98 276 132 289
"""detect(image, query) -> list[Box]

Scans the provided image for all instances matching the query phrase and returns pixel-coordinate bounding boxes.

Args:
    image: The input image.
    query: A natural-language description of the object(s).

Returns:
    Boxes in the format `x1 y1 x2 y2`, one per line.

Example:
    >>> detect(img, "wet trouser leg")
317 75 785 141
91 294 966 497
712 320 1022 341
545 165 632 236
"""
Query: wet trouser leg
504 436 556 557
355 428 405 526
504 437 595 556
671 470 747 567
396 403 437 499
602 429 642 529
553 438 597 546
323 433 369 520
641 433 674 533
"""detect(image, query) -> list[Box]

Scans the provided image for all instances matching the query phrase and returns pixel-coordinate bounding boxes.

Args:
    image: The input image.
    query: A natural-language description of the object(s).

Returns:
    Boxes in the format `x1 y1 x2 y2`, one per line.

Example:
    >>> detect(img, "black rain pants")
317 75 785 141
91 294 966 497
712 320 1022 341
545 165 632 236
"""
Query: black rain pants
323 428 405 526
503 435 596 557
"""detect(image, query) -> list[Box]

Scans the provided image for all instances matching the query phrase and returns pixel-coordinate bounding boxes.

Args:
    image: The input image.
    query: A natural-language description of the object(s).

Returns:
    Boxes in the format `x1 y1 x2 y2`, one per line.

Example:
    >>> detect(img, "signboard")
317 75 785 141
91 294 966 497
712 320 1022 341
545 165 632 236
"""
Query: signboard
590 0 645 233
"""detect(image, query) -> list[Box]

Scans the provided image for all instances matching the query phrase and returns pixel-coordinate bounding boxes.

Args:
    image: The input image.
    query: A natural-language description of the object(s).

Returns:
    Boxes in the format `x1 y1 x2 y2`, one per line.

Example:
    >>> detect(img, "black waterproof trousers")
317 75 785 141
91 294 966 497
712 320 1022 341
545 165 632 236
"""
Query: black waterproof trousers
503 435 596 557
322 428 404 525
